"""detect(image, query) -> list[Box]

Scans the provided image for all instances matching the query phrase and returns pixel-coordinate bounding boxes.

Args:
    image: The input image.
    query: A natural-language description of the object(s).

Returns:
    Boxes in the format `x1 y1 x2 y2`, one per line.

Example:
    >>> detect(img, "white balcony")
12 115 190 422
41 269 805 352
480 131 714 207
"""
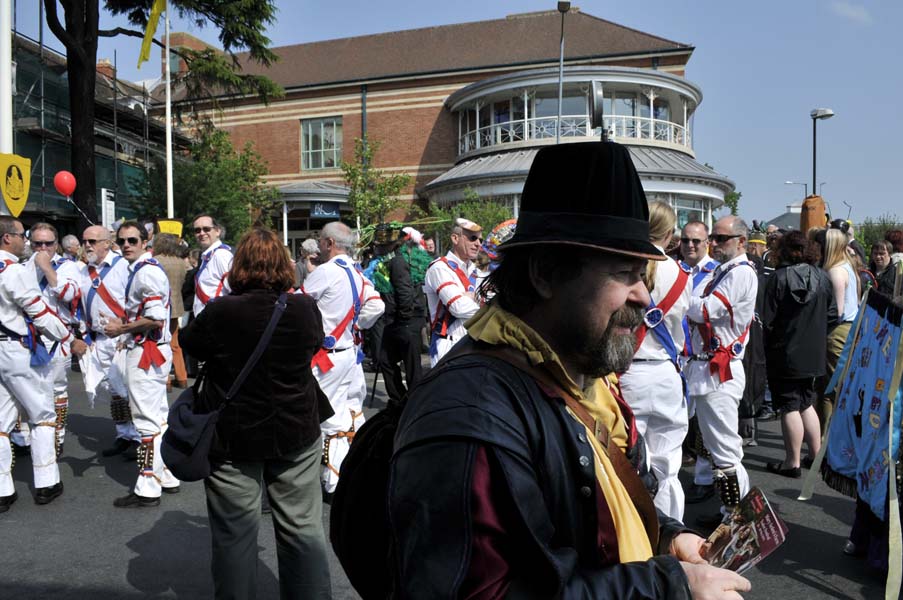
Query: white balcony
457 113 691 156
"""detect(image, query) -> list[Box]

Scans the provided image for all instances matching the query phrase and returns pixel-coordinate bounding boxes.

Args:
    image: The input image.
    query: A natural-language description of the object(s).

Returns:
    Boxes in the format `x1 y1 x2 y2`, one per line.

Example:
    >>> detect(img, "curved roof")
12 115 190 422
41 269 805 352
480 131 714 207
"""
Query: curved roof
278 180 349 203
423 146 733 195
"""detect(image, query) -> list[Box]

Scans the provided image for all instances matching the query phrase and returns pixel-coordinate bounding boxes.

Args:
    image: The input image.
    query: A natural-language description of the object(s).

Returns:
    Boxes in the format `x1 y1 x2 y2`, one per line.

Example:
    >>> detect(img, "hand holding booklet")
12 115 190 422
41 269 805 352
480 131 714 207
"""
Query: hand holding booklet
703 487 788 575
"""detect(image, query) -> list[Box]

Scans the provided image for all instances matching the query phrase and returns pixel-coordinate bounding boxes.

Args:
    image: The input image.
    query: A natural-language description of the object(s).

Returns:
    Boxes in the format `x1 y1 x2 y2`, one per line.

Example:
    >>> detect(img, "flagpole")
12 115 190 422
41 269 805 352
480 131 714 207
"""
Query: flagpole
164 0 174 219
0 0 13 155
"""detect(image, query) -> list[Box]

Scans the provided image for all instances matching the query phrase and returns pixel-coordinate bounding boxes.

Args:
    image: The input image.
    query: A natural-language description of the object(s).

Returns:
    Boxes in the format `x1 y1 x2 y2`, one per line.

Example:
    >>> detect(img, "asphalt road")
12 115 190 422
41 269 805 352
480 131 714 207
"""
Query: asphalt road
0 371 889 599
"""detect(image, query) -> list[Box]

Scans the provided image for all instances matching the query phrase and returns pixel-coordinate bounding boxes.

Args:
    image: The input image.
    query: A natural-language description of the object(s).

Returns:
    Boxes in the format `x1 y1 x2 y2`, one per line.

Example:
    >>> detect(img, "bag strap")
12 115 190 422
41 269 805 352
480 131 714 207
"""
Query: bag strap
223 292 288 404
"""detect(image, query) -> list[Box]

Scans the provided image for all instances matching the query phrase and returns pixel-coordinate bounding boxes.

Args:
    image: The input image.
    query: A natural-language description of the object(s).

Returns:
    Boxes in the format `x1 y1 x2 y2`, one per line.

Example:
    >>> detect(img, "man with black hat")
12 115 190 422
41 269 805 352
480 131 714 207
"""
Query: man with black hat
388 143 750 598
423 218 482 366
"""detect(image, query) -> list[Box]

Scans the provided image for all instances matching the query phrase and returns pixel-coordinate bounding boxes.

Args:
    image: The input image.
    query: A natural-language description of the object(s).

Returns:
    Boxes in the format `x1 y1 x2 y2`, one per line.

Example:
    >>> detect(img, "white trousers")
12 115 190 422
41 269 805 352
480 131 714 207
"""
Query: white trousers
621 360 689 521
121 344 178 498
315 349 364 493
0 341 59 495
429 331 466 368
94 335 139 442
692 387 750 505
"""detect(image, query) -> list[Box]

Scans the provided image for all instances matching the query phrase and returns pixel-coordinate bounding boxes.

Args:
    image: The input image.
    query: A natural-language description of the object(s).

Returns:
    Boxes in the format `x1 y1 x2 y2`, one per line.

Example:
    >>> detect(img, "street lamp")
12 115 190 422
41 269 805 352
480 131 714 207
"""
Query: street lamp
785 180 808 198
819 182 827 195
556 1 570 144
810 108 834 197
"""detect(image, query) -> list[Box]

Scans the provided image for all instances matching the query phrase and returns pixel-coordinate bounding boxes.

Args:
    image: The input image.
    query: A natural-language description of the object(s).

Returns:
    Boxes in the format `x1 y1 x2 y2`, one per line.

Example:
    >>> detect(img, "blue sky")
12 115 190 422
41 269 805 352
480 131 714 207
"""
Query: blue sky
16 1 901 223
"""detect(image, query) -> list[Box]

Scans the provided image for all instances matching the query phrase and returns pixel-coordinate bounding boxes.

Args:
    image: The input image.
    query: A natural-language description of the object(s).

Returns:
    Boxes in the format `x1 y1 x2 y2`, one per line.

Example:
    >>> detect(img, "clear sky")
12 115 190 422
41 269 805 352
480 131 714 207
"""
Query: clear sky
15 1 902 223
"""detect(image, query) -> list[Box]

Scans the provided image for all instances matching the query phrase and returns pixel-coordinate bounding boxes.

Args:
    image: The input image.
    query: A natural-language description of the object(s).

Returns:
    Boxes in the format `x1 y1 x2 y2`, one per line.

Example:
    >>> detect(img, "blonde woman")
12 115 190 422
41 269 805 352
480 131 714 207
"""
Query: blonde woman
818 228 860 431
620 201 692 520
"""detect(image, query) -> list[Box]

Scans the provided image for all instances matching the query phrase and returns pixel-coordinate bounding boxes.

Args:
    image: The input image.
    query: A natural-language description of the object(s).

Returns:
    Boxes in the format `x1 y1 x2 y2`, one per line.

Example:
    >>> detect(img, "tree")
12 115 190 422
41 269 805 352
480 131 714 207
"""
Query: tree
723 191 741 216
43 0 282 226
341 137 412 226
857 214 903 261
137 126 277 244
421 188 514 241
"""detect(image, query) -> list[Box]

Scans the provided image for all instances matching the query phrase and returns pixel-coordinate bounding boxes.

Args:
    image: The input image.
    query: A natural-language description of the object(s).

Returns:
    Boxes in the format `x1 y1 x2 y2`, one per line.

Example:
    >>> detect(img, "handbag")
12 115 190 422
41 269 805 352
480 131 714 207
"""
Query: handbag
161 292 288 481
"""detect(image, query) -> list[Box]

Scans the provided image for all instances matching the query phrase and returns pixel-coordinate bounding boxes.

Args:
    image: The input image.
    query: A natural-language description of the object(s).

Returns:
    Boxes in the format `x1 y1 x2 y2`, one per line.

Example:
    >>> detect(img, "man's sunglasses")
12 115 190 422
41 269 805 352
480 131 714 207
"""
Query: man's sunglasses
710 234 742 244
116 237 141 247
680 237 706 245
31 240 56 248
194 226 214 234
82 238 109 245
460 233 482 243
5 231 25 238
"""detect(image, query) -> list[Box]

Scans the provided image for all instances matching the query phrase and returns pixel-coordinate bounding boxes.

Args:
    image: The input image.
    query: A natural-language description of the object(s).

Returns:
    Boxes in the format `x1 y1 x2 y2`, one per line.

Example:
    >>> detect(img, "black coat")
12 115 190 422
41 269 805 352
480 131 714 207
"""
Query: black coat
389 339 691 599
180 289 330 461
762 264 839 380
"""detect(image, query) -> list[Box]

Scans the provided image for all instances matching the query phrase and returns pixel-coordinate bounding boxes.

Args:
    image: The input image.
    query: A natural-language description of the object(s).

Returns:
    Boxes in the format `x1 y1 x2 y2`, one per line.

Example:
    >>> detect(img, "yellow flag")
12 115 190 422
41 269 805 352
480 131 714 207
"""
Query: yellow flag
137 0 166 69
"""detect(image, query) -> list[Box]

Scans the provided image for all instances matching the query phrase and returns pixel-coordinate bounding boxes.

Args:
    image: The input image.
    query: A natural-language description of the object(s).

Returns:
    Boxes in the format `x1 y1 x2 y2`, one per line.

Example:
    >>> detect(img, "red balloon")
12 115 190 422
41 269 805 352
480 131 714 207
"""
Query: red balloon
53 171 77 197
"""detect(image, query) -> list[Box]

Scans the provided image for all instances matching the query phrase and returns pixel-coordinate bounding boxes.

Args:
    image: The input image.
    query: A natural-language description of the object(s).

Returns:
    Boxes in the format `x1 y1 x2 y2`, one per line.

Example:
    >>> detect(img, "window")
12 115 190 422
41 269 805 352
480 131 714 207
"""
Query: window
302 117 343 170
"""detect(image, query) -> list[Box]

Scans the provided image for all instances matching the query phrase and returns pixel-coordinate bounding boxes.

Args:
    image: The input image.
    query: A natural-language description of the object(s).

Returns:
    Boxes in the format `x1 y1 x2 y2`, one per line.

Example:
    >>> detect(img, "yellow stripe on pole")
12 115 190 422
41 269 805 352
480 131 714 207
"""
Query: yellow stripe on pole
137 0 166 69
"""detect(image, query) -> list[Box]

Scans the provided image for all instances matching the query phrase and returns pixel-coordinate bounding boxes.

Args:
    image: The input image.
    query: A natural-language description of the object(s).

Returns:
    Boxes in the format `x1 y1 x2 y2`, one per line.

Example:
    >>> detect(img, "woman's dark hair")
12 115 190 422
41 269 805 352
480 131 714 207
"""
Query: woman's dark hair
481 244 596 316
778 230 810 265
229 227 295 293
885 230 903 254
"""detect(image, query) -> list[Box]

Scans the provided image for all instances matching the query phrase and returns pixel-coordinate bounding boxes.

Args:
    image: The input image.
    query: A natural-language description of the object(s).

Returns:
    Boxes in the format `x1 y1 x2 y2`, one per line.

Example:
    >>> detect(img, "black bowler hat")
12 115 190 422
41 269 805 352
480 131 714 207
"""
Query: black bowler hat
501 142 665 261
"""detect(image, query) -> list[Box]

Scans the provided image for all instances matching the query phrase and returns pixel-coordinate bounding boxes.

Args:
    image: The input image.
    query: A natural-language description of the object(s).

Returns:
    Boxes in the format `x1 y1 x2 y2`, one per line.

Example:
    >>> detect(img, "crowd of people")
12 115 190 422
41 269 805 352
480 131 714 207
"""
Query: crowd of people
1 138 902 599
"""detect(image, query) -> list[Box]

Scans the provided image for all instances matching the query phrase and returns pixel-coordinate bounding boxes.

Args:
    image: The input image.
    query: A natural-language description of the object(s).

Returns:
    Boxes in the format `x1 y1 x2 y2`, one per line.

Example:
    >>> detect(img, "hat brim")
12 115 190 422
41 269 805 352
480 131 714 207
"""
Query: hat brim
498 239 666 261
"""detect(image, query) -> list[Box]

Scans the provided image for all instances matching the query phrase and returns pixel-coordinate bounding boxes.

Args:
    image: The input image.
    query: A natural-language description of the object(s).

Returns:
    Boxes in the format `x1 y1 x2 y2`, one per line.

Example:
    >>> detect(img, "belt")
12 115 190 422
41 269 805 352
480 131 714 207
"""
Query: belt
688 354 714 362
327 347 351 354
0 335 14 341
632 357 670 363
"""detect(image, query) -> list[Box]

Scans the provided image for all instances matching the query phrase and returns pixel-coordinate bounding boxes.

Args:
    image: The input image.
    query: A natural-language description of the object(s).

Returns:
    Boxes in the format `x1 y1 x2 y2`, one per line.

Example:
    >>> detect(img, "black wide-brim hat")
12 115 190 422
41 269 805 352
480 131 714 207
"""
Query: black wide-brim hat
500 141 665 261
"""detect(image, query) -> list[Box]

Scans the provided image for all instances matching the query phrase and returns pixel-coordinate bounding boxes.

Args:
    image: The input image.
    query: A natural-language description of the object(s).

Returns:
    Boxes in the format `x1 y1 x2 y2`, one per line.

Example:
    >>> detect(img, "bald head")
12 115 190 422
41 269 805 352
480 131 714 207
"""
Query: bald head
82 225 113 263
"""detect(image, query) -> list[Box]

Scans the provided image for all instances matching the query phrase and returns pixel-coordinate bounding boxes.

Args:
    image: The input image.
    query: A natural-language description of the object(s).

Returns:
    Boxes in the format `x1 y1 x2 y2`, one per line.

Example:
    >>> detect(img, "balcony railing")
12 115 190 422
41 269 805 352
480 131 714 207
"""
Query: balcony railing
458 114 691 155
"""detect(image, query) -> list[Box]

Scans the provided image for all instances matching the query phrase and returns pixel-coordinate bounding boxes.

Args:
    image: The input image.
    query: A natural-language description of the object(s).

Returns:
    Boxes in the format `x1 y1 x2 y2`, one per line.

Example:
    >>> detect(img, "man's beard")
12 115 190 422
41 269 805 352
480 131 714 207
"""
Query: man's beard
576 303 644 378
85 251 98 264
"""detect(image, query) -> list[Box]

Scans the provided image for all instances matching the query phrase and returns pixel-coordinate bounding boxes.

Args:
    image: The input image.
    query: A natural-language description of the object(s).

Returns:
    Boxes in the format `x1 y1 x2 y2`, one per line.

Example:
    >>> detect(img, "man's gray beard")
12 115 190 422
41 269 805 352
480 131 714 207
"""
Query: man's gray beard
578 304 645 378
85 251 98 264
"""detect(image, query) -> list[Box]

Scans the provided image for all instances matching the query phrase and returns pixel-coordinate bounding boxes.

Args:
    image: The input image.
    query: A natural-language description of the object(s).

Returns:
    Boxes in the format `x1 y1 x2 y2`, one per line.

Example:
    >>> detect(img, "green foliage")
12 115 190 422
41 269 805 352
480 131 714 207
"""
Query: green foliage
420 188 514 242
857 213 903 261
136 126 278 244
723 191 742 216
341 137 412 225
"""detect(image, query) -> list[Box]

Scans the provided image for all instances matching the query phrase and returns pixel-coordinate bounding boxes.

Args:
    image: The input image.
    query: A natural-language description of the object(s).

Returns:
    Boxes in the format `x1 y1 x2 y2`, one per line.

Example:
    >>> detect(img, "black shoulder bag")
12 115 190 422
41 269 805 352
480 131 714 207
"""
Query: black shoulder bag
161 292 288 481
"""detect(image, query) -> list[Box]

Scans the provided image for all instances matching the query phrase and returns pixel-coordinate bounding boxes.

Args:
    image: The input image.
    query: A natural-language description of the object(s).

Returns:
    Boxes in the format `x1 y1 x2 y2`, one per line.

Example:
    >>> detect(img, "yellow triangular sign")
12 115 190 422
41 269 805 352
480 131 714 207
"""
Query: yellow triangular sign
0 154 31 217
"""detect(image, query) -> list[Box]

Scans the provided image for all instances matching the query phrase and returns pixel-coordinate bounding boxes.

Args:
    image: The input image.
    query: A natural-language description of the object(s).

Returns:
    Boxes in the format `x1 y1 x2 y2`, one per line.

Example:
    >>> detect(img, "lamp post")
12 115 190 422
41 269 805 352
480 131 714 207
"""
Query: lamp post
784 180 807 199
819 182 827 195
556 1 570 144
810 108 834 197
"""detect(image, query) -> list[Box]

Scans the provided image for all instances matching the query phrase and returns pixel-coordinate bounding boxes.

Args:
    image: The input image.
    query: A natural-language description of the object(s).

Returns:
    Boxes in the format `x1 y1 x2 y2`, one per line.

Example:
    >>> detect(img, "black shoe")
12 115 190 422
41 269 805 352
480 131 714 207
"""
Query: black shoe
755 407 777 421
843 539 866 557
34 482 64 505
113 492 160 508
122 443 139 461
695 511 727 529
161 486 180 495
0 492 18 513
101 438 133 457
802 456 815 470
684 483 715 504
766 462 802 479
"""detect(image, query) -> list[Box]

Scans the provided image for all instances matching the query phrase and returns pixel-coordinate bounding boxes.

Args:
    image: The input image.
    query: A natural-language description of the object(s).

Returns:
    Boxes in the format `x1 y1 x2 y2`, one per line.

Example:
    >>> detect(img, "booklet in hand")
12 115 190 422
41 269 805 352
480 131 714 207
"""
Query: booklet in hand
704 487 788 574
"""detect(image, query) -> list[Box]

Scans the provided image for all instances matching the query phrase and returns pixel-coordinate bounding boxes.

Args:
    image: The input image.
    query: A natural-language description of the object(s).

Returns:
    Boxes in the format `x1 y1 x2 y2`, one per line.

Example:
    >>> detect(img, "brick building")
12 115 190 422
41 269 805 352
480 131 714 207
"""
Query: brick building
178 9 733 252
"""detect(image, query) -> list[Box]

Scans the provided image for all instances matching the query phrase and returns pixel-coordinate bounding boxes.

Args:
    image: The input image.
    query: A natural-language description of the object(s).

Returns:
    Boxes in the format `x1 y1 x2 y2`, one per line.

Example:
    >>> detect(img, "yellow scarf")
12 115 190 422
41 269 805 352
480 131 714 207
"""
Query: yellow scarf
466 304 654 562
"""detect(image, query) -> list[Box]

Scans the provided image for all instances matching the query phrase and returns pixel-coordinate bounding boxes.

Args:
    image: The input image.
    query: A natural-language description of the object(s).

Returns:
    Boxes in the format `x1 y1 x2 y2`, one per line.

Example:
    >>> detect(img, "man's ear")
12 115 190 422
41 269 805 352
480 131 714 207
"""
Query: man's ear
528 254 555 300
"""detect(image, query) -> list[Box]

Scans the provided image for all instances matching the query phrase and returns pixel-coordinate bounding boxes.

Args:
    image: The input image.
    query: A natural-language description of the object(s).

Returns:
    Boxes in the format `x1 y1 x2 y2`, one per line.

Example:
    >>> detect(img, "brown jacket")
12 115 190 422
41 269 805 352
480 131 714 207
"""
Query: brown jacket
155 254 187 319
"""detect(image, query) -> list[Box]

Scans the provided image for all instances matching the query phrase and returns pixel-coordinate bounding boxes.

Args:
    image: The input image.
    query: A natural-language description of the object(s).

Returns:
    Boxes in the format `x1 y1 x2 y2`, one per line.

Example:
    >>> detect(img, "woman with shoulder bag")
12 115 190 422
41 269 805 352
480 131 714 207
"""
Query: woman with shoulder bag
180 227 332 599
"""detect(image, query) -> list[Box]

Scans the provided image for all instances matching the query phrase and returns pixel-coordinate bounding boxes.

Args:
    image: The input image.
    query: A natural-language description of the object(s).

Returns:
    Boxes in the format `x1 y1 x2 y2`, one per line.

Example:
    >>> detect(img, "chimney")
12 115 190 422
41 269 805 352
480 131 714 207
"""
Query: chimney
96 59 115 79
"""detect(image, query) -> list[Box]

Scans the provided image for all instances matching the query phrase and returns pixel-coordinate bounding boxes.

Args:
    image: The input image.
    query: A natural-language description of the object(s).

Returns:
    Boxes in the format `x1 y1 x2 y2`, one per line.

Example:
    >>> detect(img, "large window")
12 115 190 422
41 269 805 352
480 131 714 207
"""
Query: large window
301 117 343 170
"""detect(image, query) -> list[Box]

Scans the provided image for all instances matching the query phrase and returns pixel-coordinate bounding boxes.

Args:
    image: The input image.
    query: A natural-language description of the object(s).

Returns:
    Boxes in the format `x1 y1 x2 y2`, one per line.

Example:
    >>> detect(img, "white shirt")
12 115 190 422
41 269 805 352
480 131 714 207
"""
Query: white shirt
123 252 172 346
634 251 692 362
303 254 384 349
684 253 758 395
423 251 480 341
32 254 85 327
0 249 71 343
81 251 130 336
193 240 233 316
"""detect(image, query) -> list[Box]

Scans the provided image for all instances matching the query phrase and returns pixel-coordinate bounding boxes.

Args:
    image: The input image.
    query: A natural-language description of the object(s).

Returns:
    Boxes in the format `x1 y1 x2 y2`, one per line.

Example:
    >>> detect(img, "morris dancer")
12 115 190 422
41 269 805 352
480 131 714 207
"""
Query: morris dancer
423 218 481 366
192 215 232 316
0 216 75 511
104 222 179 507
302 222 384 495
685 216 758 527
79 225 140 458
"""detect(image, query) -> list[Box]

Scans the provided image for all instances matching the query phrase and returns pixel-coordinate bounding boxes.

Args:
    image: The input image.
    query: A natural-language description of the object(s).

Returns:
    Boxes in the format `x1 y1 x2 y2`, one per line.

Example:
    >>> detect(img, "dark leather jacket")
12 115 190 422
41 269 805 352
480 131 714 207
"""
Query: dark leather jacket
389 339 692 599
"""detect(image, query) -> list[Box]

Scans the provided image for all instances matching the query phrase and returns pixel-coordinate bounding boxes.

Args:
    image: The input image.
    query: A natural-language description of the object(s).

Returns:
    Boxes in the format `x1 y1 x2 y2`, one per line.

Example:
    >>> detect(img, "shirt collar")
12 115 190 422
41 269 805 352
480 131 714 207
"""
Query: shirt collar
202 240 223 256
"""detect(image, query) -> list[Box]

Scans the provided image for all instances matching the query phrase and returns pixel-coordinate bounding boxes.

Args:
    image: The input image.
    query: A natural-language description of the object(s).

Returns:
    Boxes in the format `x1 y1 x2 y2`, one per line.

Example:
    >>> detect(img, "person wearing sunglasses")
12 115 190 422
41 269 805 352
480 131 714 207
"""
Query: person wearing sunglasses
0 216 74 512
77 225 142 459
102 221 180 507
26 223 88 459
192 214 233 317
423 217 483 366
685 215 758 528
